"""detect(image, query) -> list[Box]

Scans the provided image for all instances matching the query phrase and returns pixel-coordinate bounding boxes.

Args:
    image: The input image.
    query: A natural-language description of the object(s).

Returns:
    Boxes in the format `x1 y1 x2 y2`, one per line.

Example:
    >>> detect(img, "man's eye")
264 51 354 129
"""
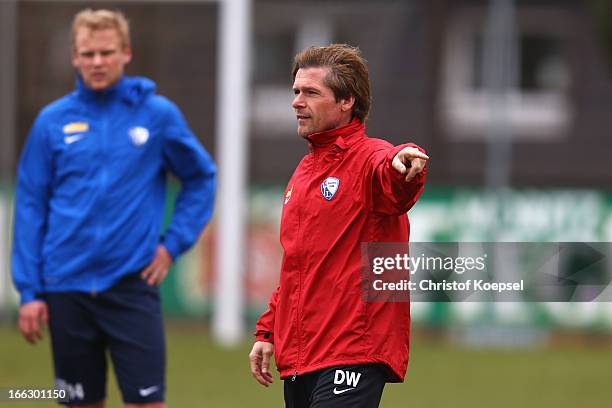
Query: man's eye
101 50 115 56
81 52 94 58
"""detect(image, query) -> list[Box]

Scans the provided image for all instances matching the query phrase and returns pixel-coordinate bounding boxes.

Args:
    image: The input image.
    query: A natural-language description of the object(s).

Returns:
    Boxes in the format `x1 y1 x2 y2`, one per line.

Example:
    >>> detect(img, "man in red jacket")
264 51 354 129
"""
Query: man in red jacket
249 44 428 408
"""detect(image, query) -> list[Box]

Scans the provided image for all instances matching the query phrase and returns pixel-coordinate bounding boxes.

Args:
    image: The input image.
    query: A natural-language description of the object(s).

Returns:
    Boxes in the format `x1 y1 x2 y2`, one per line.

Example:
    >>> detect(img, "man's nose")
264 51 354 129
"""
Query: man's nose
92 53 103 65
292 93 305 109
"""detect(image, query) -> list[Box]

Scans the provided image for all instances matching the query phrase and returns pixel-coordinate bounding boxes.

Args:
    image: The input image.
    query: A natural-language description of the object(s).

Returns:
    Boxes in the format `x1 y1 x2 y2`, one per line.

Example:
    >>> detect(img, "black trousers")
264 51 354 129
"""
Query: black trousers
284 364 387 408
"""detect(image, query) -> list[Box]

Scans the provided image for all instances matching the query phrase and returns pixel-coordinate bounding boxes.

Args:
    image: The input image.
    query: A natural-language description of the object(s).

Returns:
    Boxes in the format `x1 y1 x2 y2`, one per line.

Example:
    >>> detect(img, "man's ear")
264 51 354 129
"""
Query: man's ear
71 48 80 70
122 46 133 65
340 95 355 112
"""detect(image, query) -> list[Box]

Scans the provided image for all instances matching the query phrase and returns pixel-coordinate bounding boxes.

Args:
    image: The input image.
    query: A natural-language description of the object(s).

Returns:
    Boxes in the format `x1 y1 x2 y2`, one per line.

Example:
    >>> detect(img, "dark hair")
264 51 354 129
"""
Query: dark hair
292 44 371 122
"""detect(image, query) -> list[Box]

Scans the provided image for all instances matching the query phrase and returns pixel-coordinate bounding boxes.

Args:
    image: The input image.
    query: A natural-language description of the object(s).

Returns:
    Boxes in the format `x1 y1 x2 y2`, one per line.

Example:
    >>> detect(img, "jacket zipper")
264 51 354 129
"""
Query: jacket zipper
92 94 109 295
293 146 316 379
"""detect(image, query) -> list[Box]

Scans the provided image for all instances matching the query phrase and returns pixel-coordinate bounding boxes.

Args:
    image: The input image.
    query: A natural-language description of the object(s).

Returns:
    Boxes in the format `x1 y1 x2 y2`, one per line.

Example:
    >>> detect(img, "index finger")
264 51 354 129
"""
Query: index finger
401 149 429 160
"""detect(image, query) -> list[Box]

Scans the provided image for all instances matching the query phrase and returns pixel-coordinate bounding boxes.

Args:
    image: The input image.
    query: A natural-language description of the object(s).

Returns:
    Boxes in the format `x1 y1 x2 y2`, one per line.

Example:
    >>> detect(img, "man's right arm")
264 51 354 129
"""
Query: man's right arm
250 286 280 386
366 143 428 216
12 115 53 343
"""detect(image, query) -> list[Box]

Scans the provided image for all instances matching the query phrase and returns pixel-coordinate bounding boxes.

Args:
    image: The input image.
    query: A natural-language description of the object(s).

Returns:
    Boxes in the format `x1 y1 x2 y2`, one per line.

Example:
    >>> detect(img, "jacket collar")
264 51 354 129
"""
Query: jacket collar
75 75 134 104
306 118 365 150
75 75 157 106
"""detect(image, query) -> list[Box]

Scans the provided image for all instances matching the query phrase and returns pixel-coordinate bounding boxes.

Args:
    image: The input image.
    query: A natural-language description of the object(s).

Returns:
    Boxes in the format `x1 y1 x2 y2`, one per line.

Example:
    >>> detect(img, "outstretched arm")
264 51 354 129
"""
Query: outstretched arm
368 142 429 215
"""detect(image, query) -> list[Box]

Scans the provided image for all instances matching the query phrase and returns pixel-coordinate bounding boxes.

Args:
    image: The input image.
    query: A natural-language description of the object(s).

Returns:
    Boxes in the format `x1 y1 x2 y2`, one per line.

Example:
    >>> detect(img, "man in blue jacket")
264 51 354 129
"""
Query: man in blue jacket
11 9 216 408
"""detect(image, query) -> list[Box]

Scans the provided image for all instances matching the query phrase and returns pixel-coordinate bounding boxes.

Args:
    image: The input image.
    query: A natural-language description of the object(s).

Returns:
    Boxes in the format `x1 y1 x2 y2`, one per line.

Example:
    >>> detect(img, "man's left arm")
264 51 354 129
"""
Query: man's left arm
142 102 217 285
368 143 428 216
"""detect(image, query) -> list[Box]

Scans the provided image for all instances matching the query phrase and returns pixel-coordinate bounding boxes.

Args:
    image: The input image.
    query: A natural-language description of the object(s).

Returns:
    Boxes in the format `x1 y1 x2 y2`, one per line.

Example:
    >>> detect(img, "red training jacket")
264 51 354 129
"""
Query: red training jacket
255 118 426 382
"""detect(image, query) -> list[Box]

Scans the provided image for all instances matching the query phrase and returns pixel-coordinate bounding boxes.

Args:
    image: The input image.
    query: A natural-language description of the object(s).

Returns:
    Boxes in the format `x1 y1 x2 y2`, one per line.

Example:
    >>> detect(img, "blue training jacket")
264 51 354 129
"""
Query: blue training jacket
12 76 217 304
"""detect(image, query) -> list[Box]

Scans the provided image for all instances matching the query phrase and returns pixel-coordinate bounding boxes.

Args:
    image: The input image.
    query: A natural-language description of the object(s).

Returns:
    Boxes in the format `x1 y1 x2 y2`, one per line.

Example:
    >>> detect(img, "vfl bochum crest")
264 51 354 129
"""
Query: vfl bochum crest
129 126 150 147
321 177 340 201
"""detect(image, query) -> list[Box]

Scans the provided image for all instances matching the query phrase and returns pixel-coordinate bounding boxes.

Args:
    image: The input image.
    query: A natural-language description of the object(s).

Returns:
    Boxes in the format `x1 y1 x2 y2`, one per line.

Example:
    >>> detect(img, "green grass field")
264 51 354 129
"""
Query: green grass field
0 324 611 407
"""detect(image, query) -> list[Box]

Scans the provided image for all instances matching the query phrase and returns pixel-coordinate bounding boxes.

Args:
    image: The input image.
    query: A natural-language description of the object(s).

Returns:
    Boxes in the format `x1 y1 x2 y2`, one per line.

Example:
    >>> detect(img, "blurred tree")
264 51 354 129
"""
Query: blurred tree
591 0 612 76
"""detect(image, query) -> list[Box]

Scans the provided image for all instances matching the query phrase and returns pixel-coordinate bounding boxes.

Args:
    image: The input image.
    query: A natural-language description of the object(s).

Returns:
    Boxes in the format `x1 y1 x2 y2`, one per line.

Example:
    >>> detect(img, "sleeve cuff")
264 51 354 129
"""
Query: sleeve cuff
20 291 40 305
161 236 180 260
255 330 274 344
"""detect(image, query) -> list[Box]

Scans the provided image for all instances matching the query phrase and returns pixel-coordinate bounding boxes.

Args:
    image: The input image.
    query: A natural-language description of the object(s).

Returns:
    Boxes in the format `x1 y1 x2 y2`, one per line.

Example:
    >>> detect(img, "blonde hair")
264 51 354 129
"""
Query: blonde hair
71 9 130 49
292 44 371 122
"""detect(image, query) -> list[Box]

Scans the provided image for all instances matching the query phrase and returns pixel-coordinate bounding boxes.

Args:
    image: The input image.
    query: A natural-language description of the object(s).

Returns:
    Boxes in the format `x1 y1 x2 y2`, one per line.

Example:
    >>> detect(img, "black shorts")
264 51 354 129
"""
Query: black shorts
45 273 165 405
284 364 387 408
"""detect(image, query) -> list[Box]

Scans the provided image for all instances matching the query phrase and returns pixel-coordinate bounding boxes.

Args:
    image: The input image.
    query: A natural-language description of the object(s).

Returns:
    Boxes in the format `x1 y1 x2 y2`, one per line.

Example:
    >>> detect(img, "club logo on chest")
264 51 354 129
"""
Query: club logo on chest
321 177 340 201
129 126 150 147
